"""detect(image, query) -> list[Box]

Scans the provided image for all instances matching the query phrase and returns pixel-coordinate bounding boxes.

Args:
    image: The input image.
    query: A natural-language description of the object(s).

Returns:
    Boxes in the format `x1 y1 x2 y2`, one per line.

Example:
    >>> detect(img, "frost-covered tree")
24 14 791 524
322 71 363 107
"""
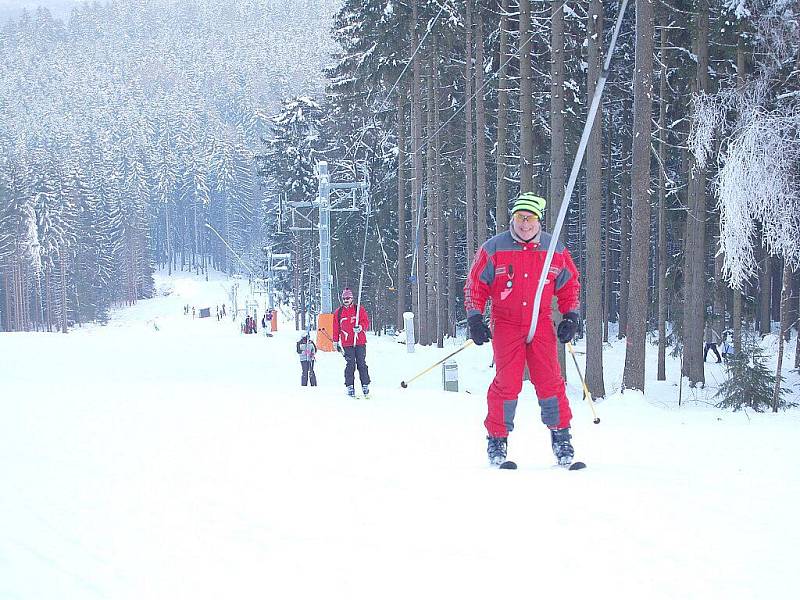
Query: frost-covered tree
0 0 337 330
692 1 800 288
687 0 800 406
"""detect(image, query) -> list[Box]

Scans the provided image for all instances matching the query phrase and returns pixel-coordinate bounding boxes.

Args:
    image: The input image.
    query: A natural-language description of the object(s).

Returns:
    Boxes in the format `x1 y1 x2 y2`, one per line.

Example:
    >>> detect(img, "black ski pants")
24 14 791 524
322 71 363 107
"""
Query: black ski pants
301 361 317 386
704 343 721 363
343 344 370 387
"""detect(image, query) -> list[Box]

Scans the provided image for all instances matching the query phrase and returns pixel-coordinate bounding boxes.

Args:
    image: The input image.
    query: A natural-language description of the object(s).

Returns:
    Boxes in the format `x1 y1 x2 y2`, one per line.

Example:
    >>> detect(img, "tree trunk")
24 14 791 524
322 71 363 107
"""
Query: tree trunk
683 0 709 386
550 0 566 374
425 42 438 345
475 8 488 248
411 0 427 344
618 170 630 339
774 262 793 411
518 0 533 191
604 138 613 342
714 243 725 332
60 250 69 333
396 88 407 330
447 161 457 337
657 14 668 381
758 240 771 335
434 62 445 348
495 0 510 233
788 270 799 340
733 287 742 353
733 25 746 355
549 0 565 230
585 0 605 399
623 0 655 392
45 264 52 331
771 257 782 324
464 0 476 265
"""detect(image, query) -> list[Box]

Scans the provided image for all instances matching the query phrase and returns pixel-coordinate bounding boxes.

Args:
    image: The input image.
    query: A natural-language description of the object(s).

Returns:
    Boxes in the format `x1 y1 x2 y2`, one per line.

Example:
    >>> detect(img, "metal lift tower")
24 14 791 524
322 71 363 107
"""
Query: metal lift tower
286 161 369 349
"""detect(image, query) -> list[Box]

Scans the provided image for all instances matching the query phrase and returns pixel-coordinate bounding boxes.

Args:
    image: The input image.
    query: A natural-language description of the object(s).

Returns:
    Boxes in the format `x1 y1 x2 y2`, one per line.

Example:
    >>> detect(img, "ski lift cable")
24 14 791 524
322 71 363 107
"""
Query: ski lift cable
204 222 257 278
347 1 449 163
332 2 448 295
527 0 630 343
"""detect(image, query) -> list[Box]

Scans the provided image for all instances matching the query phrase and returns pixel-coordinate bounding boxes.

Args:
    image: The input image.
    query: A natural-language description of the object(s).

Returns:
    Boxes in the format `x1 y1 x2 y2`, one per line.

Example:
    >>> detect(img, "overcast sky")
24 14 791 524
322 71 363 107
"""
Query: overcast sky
0 0 80 24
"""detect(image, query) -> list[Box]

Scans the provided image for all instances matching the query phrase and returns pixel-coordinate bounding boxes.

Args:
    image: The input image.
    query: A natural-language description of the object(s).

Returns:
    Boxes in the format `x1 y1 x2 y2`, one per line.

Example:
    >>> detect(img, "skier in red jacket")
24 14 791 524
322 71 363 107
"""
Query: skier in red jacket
332 287 371 397
464 192 581 467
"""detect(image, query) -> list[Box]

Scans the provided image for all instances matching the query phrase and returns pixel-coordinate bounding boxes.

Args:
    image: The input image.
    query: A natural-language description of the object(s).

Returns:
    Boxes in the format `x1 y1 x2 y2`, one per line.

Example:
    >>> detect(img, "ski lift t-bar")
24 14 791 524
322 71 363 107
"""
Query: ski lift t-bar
527 0 630 344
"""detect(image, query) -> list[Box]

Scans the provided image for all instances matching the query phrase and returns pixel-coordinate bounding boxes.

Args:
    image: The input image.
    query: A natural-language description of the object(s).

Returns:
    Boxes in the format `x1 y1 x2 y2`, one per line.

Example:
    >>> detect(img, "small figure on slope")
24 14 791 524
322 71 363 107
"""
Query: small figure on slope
703 317 722 363
332 287 371 398
296 334 317 386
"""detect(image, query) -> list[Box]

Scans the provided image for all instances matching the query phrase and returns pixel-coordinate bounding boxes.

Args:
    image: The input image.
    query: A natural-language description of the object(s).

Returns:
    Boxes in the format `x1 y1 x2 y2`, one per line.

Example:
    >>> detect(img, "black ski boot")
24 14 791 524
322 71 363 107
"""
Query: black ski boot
551 428 574 466
487 436 508 466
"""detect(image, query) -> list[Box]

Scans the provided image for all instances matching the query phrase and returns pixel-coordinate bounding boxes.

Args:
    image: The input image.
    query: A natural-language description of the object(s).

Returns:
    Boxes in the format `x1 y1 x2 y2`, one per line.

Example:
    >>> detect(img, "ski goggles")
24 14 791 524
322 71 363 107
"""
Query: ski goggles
513 212 540 224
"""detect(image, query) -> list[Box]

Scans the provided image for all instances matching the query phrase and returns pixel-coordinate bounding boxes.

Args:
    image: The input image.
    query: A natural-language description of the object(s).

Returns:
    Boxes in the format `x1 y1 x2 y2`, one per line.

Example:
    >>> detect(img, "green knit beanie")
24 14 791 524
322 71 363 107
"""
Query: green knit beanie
511 192 546 219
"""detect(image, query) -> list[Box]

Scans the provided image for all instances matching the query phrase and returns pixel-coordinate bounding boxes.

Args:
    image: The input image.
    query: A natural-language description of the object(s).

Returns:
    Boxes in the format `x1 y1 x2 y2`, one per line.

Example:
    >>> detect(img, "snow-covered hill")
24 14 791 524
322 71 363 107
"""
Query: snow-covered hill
1 270 798 599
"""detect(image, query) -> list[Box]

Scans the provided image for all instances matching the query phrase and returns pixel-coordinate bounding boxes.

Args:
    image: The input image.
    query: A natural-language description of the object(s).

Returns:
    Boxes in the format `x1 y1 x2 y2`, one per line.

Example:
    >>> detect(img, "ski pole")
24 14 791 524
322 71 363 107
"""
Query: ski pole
318 327 345 355
566 342 600 424
400 340 474 388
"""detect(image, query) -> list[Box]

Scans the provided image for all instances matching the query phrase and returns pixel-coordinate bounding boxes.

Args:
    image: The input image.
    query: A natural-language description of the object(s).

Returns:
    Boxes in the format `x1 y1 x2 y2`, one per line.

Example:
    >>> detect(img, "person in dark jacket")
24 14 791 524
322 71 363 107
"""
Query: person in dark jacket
296 334 317 386
332 287 371 397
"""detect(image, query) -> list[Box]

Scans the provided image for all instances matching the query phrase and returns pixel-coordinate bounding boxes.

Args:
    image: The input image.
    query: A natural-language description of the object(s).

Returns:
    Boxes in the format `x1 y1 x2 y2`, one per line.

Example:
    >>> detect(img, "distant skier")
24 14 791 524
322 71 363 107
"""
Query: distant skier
721 330 735 362
464 192 581 467
332 287 371 397
704 320 722 363
296 334 318 386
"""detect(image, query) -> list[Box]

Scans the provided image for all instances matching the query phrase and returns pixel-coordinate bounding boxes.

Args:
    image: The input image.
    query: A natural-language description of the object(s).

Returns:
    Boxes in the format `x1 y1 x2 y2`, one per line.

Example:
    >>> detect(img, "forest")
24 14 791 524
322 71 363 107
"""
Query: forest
1 0 799 402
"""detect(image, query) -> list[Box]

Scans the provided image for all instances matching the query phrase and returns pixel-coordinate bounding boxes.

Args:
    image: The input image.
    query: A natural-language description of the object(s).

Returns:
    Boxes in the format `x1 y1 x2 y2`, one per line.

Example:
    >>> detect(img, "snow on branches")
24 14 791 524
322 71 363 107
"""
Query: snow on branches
716 107 800 288
688 92 723 173
690 1 800 289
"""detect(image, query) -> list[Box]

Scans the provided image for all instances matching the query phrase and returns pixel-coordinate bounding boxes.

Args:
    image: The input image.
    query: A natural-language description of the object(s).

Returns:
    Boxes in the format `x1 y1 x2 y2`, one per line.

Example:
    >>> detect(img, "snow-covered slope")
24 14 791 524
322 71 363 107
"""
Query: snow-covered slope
1 270 797 600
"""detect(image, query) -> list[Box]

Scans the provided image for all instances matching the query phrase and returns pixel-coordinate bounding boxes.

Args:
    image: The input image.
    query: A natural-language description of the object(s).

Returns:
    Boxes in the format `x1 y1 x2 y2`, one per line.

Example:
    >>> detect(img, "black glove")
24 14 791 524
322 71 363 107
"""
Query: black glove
557 311 580 344
468 314 492 346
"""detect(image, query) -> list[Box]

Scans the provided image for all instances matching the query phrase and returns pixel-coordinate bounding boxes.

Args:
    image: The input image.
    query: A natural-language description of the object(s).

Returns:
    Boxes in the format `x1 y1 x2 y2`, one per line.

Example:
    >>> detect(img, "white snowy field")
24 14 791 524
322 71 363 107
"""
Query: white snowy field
2 270 799 600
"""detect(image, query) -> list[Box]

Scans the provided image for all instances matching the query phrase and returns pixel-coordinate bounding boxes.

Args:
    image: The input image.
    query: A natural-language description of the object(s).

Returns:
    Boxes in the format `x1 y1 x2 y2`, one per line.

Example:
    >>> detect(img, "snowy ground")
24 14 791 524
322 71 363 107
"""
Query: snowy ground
2 270 799 600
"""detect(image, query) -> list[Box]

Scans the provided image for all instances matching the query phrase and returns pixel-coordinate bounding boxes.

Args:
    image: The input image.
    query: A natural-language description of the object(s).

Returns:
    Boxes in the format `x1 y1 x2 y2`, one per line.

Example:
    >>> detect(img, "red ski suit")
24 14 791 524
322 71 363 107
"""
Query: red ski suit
464 229 580 436
332 304 370 347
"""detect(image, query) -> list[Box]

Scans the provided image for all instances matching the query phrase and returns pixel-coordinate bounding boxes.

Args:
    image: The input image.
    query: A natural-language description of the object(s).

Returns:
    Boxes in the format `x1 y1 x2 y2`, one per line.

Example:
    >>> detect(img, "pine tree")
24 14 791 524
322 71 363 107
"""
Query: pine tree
715 334 795 412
